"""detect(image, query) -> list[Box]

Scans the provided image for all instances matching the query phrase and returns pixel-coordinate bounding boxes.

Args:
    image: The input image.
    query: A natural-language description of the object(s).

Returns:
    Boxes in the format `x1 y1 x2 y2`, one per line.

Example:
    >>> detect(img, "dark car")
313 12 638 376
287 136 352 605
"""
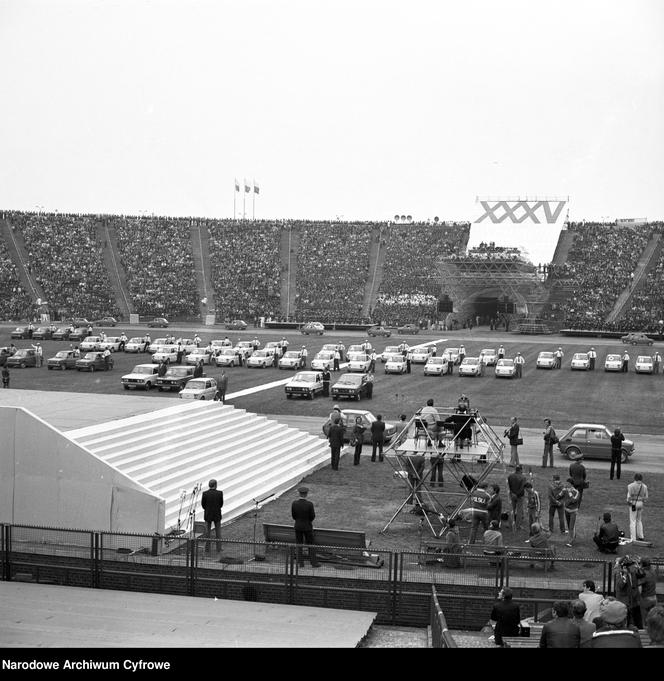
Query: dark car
47 349 80 370
6 348 38 368
31 326 54 341
330 372 374 401
156 365 196 392
94 317 118 327
68 327 89 342
557 423 635 463
300 321 325 335
620 332 654 346
397 323 420 335
225 319 248 331
51 327 71 341
148 317 169 328
76 351 114 371
367 325 392 338
71 317 92 327
10 326 30 340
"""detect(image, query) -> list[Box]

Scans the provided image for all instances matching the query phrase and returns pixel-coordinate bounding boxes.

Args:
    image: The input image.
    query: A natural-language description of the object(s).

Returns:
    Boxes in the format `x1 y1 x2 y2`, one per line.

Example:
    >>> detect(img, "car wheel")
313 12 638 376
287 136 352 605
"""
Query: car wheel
158 387 163 392
286 394 292 399
123 385 129 390
145 382 152 390
308 392 314 400
566 446 582 461
621 449 629 464
48 366 52 370
199 395 206 400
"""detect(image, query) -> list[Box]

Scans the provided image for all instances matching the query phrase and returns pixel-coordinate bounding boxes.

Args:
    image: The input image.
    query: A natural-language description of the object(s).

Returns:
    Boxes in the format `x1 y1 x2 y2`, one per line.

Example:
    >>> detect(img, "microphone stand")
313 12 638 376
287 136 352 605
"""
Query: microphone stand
248 493 275 562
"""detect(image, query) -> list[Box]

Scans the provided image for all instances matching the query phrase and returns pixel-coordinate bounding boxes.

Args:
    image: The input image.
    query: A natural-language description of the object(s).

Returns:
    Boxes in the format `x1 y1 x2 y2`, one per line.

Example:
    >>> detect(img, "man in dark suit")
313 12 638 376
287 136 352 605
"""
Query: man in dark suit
327 417 345 470
568 457 587 507
201 479 224 555
370 414 386 462
539 601 581 648
291 487 320 568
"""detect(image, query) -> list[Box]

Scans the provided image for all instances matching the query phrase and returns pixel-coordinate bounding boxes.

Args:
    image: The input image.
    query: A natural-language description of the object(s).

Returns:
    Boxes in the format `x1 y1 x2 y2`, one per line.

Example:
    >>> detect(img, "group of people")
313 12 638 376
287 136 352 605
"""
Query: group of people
0 238 33 320
325 405 387 470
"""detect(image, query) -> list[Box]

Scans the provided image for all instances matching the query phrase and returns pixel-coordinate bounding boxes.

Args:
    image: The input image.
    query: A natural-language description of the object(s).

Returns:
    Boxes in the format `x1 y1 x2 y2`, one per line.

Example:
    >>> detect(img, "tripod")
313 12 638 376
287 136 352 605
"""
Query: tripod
247 493 275 562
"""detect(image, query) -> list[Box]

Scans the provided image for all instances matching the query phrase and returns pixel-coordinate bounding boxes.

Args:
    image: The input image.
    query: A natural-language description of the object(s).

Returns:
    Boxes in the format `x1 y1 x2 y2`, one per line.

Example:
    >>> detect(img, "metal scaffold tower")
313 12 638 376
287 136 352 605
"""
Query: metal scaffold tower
380 397 505 537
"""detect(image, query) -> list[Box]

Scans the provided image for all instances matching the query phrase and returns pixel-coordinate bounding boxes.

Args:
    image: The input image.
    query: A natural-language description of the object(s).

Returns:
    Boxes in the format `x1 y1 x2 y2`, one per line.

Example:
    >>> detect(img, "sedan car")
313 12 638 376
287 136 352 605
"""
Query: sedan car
480 349 497 366
397 323 419 335
71 317 92 327
47 350 80 370
179 377 218 400
184 348 213 366
31 326 53 341
310 351 335 371
225 319 247 331
330 372 374 400
246 348 277 368
536 351 556 369
121 363 160 390
409 346 434 364
125 337 148 353
322 410 397 444
284 371 324 399
68 327 89 342
147 317 169 328
76 351 114 371
51 327 71 341
635 355 654 374
215 348 241 367
443 348 460 364
384 354 407 374
93 317 118 327
570 352 591 371
80 336 103 352
367 325 392 338
98 336 122 352
279 350 306 370
233 341 255 360
346 352 371 373
423 356 449 376
557 423 635 463
156 365 196 392
301 321 325 335
6 348 38 368
621 332 654 346
10 326 30 340
604 353 623 372
494 358 516 378
458 356 484 377
381 345 401 363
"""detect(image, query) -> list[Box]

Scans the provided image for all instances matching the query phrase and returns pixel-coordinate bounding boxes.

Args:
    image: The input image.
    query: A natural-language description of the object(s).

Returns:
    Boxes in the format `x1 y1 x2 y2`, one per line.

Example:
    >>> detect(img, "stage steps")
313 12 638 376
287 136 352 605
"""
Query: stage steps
66 401 331 533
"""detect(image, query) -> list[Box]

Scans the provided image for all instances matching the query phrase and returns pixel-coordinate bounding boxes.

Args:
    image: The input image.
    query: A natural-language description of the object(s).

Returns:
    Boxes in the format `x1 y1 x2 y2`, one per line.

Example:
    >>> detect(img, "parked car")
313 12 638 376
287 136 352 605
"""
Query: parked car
98 336 123 352
279 350 306 370
31 326 53 341
310 351 335 371
246 348 277 368
71 317 92 327
215 348 241 367
6 348 38 368
121 364 160 390
346 352 371 373
384 354 407 374
443 347 461 364
76 351 114 371
284 371 325 399
397 323 419 335
233 341 255 360
424 356 448 376
409 346 434 364
47 349 80 370
301 321 325 335
10 326 30 340
480 349 497 366
93 317 118 327
186 348 214 366
494 358 516 378
604 353 623 372
570 352 591 371
635 355 654 374
459 356 484 377
80 336 103 352
147 317 169 328
536 351 556 369
225 319 247 331
330 372 374 400
125 337 148 353
322 409 396 444
380 345 401 363
51 327 71 341
621 332 654 346
68 327 89 342
179 377 218 400
367 325 392 338
156 365 196 392
557 423 635 463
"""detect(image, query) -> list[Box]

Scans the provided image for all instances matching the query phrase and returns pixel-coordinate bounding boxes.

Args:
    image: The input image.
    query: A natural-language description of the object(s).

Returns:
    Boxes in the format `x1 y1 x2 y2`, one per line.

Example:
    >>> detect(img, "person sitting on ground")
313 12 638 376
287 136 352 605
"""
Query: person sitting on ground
482 520 505 554
590 599 642 648
527 522 555 567
593 512 620 553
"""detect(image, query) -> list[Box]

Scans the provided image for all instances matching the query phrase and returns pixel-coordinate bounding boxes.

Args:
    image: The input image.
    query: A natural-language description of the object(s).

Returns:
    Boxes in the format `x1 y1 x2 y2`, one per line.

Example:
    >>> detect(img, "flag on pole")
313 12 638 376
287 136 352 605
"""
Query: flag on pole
235 178 240 192
244 179 251 193
253 182 260 195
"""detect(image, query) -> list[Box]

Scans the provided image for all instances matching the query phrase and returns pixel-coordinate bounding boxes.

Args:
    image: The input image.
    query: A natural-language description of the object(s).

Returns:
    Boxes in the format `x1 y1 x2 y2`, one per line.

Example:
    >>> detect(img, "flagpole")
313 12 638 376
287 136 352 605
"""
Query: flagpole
252 178 255 220
243 179 246 220
233 180 236 220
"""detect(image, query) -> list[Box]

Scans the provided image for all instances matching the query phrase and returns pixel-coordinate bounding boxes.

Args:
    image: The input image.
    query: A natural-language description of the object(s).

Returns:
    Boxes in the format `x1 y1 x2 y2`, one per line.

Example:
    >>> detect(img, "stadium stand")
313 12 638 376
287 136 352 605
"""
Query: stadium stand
0 234 33 320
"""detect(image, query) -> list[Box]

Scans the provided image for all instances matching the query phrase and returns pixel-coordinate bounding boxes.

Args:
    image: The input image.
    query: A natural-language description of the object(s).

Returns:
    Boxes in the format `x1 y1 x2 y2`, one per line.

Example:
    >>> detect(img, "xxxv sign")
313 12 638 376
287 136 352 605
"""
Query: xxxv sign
475 200 567 224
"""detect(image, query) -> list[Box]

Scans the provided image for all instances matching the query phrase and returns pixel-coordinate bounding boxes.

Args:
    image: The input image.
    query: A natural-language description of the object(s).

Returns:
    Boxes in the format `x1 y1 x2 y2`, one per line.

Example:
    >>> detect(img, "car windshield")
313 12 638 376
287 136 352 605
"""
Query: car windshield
445 348 459 354
220 349 235 355
337 374 361 385
428 357 444 364
606 354 621 361
539 352 554 358
315 352 334 359
637 356 651 362
348 345 363 352
36 328 47 332
573 353 588 360
84 353 97 359
129 337 142 343
133 366 156 374
252 350 269 357
292 372 318 382
14 350 30 357
497 359 514 366
165 367 191 377
348 353 366 360
384 347 399 353
186 379 206 389
462 358 479 365
237 342 252 348
54 351 70 358
284 351 300 359
387 355 403 362
482 349 496 355
85 337 100 342
322 345 336 352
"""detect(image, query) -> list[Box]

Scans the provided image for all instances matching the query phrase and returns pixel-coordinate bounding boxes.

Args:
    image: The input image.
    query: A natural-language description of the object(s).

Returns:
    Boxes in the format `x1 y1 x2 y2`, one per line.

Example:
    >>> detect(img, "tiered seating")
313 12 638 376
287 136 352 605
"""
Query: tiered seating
0 231 32 320
66 401 330 532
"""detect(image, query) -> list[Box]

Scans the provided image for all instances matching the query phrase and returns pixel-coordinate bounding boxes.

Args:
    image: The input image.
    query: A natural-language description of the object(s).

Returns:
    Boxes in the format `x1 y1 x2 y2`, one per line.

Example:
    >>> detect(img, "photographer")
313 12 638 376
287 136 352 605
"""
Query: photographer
614 555 645 629
626 473 648 542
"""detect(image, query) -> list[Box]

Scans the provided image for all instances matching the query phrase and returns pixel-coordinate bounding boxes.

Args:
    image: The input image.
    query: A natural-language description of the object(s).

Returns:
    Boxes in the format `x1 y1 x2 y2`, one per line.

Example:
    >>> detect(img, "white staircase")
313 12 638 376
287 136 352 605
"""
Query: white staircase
65 401 330 534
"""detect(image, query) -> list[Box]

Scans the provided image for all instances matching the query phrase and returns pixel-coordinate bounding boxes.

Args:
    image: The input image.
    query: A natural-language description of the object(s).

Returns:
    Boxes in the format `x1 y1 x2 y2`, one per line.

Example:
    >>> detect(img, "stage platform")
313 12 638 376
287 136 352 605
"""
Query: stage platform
0 581 377 648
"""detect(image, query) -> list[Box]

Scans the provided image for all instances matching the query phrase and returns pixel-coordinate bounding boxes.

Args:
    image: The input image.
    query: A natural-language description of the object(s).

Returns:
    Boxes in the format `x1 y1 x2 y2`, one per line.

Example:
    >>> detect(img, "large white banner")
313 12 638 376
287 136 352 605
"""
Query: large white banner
467 198 567 266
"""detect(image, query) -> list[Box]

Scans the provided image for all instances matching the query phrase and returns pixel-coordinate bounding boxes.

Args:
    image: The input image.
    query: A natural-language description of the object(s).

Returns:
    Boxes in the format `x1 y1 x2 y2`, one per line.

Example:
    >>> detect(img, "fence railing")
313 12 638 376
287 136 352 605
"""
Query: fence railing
430 586 457 648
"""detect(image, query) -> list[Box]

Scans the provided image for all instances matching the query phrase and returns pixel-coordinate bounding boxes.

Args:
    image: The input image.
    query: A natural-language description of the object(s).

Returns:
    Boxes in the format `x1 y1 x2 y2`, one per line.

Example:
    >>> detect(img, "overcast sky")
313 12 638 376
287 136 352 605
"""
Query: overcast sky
1 0 662 222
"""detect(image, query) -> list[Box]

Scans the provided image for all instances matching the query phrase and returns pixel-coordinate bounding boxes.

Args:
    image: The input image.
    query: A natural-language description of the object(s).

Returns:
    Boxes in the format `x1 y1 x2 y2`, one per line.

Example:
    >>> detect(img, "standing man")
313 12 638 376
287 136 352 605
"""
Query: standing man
468 482 491 544
216 370 228 403
524 481 540 537
514 351 525 378
31 341 43 367
507 465 527 530
119 331 128 352
489 588 521 648
504 416 520 467
626 472 648 541
610 428 625 480
2 365 9 388
568 456 587 507
621 349 630 373
547 474 567 534
300 345 308 368
201 479 223 555
280 336 289 356
588 347 597 371
497 344 505 360
458 344 466 363
333 348 341 372
368 349 377 372
351 415 366 466
563 478 580 547
102 347 112 370
321 367 331 397
370 414 386 462
554 346 564 369
291 487 320 568
327 416 345 471
542 418 557 468
445 350 454 375
653 349 661 374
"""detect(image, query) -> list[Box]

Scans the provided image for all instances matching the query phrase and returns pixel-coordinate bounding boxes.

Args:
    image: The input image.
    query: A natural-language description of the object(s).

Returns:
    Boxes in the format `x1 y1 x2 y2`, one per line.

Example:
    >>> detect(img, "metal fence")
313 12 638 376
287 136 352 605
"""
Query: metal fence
430 586 457 648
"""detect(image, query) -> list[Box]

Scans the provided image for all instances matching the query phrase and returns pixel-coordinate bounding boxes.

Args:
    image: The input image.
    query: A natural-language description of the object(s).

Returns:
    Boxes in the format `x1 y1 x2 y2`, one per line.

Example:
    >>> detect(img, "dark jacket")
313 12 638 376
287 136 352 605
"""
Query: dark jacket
201 488 224 522
371 419 386 443
507 471 526 497
569 461 586 487
507 423 520 446
328 423 345 449
291 498 315 531
610 432 625 452
539 617 581 648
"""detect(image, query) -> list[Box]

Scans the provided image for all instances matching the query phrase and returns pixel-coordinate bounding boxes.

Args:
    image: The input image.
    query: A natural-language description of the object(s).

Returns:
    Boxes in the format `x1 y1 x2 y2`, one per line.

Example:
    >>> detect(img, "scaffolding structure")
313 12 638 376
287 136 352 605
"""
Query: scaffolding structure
380 401 505 537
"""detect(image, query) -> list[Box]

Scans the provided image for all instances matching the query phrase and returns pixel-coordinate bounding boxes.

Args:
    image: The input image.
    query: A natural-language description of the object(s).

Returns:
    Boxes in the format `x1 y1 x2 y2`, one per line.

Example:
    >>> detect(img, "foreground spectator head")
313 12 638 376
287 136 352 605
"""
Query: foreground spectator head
646 605 664 646
603 512 612 523
582 579 597 593
572 599 587 620
552 601 571 618
600 599 628 627
499 587 513 601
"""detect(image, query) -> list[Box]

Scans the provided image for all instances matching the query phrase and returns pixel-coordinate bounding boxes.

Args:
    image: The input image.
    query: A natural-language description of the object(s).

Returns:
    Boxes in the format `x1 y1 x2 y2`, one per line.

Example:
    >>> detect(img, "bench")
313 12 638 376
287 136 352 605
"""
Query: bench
262 523 383 568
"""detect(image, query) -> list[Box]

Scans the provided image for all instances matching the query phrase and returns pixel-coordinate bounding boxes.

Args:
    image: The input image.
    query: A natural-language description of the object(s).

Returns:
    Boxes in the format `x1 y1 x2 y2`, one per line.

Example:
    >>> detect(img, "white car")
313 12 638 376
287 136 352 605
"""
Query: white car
384 354 407 374
570 352 590 371
347 344 366 354
635 355 654 374
233 341 255 360
176 338 198 354
148 337 169 353
121 363 160 390
536 351 556 369
423 356 448 376
284 371 324 399
99 336 123 352
459 356 484 377
247 348 277 368
215 348 241 367
443 347 460 364
124 337 148 353
310 351 335 371
409 346 434 364
480 349 497 366
279 350 305 370
495 358 516 378
152 345 179 363
604 353 623 372
381 345 401 363
346 352 371 373
179 377 218 400
186 348 214 366
321 343 338 354
80 335 102 352
211 338 233 350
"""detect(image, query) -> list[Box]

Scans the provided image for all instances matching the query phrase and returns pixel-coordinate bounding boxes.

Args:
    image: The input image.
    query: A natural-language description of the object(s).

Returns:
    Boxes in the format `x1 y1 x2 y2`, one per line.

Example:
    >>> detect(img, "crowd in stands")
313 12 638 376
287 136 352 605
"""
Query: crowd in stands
465 242 526 261
207 220 282 322
9 212 120 321
0 237 33 320
112 216 199 319
294 221 374 324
